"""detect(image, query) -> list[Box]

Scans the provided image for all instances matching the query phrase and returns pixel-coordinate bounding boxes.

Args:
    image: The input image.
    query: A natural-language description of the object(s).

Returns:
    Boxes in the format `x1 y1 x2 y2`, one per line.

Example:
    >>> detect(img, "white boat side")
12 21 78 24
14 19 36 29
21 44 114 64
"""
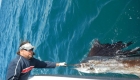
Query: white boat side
28 75 140 80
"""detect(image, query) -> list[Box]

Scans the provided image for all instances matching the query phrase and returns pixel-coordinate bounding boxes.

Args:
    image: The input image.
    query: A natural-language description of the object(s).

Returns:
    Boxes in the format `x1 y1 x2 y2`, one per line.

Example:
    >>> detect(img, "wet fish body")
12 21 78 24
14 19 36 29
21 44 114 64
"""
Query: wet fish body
75 56 140 77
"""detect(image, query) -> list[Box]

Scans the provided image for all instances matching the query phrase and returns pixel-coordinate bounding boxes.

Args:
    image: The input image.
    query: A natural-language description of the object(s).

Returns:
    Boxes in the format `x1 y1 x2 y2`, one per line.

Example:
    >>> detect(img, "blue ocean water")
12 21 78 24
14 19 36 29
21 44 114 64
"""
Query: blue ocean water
0 0 140 80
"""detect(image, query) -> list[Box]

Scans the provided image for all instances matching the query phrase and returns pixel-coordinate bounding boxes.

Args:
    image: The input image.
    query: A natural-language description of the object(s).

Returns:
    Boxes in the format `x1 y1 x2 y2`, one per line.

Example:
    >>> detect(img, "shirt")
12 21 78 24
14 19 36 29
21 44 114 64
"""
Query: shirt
6 55 56 80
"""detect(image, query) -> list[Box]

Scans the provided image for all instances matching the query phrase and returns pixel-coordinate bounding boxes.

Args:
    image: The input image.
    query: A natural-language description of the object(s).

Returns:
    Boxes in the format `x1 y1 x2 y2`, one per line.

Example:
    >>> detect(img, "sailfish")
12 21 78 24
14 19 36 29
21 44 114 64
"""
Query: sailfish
74 39 140 78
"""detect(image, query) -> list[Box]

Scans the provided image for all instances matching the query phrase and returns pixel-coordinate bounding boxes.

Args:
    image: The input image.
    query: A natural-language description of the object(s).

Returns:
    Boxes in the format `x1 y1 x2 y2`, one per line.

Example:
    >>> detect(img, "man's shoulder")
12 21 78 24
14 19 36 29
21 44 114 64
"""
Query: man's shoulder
8 56 22 67
10 56 22 63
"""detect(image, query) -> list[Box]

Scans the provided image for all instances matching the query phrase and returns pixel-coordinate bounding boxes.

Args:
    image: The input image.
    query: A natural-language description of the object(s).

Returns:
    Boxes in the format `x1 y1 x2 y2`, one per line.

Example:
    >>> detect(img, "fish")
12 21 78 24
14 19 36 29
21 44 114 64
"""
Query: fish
74 39 140 78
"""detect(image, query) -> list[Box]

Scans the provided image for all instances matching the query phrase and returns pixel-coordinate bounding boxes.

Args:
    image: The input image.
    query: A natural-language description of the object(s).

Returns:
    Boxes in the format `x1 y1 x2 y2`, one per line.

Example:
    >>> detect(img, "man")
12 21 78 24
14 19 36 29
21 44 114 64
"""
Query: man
6 41 66 80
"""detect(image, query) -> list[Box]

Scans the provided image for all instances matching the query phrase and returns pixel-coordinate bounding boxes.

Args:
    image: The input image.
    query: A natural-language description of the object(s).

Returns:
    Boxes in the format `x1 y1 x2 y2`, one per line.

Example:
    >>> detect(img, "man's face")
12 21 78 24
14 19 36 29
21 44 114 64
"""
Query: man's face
20 49 34 59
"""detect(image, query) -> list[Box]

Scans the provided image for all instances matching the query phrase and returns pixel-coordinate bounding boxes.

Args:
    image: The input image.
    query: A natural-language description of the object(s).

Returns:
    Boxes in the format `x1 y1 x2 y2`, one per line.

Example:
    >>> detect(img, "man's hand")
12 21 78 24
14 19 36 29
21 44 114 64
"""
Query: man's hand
57 62 66 66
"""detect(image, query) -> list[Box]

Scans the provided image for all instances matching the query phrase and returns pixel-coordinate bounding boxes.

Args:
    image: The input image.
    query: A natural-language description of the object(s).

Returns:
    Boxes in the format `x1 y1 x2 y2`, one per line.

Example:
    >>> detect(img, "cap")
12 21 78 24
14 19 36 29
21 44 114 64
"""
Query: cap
19 43 34 51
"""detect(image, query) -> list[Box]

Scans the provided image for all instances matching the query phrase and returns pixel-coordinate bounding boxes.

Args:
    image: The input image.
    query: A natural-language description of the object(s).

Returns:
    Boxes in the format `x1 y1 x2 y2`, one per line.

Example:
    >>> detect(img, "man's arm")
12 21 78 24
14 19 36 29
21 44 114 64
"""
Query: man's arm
32 58 56 68
32 58 66 68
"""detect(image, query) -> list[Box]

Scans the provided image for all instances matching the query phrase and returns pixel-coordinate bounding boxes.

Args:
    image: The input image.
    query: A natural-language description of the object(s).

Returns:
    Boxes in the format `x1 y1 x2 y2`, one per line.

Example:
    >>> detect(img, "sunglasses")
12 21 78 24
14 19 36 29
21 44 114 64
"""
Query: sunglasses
23 48 34 51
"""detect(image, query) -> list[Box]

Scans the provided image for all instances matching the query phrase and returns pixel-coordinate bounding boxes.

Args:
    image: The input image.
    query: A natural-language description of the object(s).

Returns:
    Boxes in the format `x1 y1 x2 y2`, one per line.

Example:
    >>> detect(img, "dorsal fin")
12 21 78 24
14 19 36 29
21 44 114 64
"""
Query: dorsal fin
87 39 103 57
87 40 135 57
